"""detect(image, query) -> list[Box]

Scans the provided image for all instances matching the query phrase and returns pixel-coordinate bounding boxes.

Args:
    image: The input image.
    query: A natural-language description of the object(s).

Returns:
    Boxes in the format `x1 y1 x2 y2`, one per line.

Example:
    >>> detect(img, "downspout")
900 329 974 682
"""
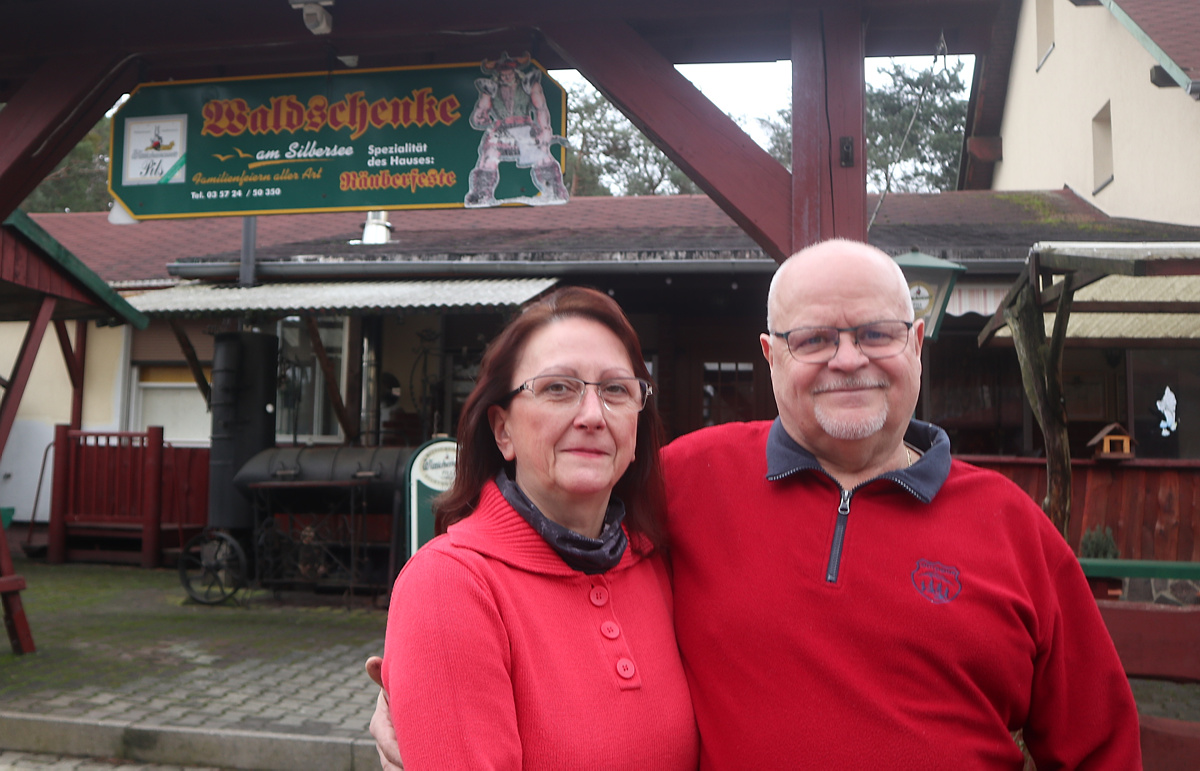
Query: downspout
239 216 257 288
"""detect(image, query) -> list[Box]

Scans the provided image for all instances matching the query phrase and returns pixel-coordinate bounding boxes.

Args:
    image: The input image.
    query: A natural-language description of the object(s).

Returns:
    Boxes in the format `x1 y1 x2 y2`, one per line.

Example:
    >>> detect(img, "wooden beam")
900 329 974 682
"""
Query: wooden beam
54 319 87 429
821 7 867 242
54 320 84 389
978 263 1031 346
1034 243 1200 277
1035 269 1105 307
1069 301 1200 313
168 320 212 407
543 19 794 261
303 315 355 442
791 9 824 247
0 54 138 219
0 296 56 468
791 7 867 245
965 136 1003 163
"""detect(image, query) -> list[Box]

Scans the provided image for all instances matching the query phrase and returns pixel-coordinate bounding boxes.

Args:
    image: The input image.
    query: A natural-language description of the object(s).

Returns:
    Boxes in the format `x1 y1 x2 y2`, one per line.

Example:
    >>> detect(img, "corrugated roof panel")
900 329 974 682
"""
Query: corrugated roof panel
125 278 558 316
996 313 1200 339
1074 274 1200 303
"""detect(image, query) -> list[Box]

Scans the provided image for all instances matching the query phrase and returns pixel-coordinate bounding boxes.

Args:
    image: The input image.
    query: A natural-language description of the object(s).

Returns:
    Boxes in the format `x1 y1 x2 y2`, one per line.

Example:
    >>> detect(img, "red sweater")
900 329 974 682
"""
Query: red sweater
662 419 1140 770
382 480 699 770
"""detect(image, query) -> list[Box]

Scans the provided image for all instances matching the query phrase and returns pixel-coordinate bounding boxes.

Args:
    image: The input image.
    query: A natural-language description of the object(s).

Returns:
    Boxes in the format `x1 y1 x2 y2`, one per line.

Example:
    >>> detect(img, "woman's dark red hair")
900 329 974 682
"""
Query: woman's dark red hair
434 286 667 550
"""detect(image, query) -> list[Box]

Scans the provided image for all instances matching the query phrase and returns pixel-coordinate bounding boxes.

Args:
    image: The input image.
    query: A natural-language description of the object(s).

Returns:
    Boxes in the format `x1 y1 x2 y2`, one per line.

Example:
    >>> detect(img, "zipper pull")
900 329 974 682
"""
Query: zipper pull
826 489 852 583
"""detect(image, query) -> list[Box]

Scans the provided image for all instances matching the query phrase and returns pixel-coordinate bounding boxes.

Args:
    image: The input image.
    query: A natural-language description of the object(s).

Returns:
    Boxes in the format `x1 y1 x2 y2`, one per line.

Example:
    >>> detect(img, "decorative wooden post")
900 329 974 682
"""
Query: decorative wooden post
141 426 164 568
1004 269 1076 537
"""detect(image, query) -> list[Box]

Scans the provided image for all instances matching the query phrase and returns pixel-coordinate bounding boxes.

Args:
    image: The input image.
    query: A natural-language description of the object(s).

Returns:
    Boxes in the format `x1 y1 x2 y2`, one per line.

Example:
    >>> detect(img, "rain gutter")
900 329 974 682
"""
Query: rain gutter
169 258 783 281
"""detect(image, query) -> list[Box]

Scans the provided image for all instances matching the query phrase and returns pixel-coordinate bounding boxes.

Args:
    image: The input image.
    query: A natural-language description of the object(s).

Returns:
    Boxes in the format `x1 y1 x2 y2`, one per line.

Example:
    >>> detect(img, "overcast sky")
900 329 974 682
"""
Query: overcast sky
551 56 974 148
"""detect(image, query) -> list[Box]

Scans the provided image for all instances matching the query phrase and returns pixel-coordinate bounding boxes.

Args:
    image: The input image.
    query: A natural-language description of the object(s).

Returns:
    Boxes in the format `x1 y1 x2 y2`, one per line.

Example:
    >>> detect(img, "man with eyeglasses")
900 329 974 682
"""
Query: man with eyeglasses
661 238 1140 769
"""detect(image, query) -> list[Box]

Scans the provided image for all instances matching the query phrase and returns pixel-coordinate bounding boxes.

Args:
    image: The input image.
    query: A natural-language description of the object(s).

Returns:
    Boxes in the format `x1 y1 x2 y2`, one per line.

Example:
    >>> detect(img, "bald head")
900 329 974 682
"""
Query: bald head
766 239 913 333
759 237 925 486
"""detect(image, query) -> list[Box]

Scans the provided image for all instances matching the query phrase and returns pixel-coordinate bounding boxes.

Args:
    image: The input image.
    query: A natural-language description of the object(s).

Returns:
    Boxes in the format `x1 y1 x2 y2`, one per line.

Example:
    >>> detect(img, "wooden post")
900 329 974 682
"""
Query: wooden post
791 6 867 247
48 423 70 564
141 426 164 568
0 523 35 654
54 319 87 429
1004 271 1076 536
169 319 211 406
0 296 56 464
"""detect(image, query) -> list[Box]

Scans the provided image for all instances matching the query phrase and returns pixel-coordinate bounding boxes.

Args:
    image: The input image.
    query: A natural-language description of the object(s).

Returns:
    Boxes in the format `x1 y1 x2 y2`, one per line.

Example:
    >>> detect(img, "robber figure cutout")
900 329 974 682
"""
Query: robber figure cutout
465 52 569 208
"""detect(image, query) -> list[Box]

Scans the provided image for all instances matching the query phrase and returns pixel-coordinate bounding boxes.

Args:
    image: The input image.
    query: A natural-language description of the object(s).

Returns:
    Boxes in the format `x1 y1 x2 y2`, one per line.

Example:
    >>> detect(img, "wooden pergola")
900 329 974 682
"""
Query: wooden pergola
0 0 1020 254
979 242 1200 538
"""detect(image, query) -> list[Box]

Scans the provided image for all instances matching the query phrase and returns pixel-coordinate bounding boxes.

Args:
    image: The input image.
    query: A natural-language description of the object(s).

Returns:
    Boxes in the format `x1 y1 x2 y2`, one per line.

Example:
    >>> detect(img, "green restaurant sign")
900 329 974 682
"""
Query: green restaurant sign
109 55 568 219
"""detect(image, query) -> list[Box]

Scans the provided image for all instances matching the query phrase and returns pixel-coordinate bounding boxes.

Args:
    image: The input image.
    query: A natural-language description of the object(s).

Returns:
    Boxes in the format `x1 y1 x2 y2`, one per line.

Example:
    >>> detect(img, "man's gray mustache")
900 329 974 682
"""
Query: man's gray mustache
812 378 889 394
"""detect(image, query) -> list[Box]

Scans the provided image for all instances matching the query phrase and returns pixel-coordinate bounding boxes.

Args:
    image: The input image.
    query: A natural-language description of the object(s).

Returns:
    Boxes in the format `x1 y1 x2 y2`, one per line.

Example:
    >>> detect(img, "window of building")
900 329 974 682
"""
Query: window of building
1092 101 1114 194
702 361 755 426
133 366 211 445
1035 0 1055 70
276 316 346 443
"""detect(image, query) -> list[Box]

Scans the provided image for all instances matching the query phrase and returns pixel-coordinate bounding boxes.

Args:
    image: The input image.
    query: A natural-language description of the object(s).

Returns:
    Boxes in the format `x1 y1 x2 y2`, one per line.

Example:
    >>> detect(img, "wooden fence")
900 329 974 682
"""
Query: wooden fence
48 425 209 566
960 455 1200 561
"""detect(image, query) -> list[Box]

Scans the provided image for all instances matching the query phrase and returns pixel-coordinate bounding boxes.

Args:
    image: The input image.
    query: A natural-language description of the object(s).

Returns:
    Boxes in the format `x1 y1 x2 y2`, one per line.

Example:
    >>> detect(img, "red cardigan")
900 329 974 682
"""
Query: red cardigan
382 480 699 770
663 420 1141 770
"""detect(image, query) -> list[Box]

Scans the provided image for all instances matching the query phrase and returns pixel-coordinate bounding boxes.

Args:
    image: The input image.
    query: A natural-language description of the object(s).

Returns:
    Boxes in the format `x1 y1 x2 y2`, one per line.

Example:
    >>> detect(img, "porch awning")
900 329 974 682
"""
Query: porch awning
944 282 1011 317
992 275 1200 342
124 277 559 317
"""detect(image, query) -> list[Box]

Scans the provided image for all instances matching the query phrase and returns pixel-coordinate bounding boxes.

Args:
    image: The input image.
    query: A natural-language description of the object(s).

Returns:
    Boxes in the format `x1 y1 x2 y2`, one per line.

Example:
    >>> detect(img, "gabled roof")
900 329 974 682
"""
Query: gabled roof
29 190 1200 287
1 210 148 327
1105 0 1200 98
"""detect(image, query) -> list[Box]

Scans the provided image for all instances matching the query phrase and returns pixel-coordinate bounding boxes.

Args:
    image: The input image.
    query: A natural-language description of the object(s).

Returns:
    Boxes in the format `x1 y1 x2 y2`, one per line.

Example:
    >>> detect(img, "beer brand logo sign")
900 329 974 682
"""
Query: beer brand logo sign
911 559 962 604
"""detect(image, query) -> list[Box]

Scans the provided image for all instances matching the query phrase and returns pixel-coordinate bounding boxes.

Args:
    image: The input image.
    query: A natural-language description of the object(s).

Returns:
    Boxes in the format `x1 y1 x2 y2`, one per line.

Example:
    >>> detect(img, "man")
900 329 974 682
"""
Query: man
370 238 1140 769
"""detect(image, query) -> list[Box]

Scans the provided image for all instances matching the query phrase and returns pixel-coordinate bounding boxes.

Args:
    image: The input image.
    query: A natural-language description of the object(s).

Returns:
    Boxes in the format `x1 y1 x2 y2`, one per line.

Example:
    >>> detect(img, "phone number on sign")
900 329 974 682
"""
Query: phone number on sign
189 188 282 201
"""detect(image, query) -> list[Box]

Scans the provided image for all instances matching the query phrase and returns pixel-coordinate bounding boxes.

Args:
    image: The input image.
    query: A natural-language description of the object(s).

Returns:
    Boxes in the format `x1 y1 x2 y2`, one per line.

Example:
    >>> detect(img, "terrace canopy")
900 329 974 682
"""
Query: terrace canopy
979 241 1200 537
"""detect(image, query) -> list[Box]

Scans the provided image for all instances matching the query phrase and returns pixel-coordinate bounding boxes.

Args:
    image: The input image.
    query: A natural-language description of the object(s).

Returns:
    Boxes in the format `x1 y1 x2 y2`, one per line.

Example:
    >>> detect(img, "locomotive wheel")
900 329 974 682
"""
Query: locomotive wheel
179 530 247 604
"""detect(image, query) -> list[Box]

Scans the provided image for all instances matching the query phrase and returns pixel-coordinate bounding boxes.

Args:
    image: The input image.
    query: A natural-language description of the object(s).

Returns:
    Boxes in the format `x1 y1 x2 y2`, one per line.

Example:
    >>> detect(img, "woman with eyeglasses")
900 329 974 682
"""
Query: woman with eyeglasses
377 286 699 770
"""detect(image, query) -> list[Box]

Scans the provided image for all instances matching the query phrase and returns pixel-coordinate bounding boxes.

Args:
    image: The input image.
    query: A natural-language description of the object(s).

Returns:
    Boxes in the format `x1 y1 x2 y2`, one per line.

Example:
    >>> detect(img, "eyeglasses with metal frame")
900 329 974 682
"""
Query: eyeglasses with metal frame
505 375 653 412
770 320 914 363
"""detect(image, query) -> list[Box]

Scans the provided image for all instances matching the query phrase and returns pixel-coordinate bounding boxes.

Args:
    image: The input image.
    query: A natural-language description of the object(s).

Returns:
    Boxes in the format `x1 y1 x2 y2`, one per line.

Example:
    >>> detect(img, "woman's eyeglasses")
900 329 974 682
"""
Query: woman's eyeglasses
505 375 653 412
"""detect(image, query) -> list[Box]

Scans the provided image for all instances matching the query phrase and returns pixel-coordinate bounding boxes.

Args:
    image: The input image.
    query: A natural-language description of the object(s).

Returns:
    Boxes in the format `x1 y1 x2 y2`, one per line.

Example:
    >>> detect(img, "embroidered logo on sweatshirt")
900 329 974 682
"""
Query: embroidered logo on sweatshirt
911 559 961 604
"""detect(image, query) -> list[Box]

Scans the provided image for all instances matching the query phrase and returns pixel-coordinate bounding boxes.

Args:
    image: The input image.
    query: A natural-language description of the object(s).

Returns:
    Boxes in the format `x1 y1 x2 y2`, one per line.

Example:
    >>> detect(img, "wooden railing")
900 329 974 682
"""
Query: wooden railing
48 425 209 567
958 455 1200 561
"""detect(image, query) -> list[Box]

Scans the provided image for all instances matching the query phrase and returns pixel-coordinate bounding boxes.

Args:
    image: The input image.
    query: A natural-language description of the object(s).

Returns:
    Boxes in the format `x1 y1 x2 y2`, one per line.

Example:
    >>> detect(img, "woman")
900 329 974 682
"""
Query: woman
379 286 698 769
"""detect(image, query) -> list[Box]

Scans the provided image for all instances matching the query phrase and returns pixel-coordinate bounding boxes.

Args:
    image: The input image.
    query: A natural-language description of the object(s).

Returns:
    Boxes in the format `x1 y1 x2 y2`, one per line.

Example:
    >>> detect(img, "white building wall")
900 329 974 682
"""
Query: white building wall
993 0 1200 227
0 321 129 524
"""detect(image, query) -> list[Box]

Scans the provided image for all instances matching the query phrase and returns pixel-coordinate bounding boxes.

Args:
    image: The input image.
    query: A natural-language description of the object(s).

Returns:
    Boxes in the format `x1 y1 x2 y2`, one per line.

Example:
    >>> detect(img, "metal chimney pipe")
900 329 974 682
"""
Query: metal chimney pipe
362 211 391 244
239 216 257 287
